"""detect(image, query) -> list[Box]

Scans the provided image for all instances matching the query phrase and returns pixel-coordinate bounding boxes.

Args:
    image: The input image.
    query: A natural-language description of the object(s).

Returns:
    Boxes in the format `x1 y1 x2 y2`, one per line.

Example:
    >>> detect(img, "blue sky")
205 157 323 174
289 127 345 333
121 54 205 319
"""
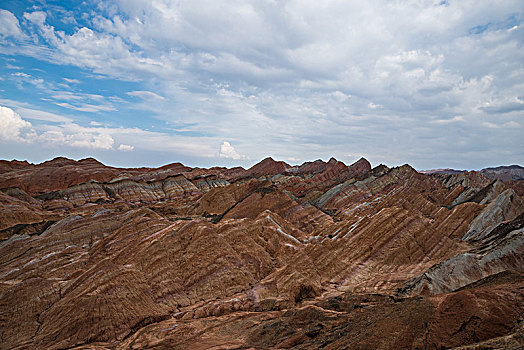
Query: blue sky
0 0 523 169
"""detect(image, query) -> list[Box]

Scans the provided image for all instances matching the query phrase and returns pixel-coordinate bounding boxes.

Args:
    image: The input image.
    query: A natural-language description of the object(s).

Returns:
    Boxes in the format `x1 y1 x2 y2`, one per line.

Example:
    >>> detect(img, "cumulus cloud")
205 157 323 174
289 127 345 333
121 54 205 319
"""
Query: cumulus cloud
0 9 24 39
0 106 33 141
38 127 114 149
69 133 114 149
0 105 114 150
39 130 66 143
219 141 245 160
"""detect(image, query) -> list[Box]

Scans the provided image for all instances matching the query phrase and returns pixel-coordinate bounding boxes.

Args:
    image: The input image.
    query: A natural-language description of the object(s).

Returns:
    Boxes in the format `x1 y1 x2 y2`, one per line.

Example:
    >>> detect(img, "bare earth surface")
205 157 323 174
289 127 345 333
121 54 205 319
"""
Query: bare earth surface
0 157 523 349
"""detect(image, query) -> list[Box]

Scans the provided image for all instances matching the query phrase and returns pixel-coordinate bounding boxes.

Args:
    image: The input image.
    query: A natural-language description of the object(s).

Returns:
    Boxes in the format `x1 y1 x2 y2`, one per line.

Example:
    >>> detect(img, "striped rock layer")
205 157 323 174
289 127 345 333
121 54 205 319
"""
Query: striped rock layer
0 157 523 349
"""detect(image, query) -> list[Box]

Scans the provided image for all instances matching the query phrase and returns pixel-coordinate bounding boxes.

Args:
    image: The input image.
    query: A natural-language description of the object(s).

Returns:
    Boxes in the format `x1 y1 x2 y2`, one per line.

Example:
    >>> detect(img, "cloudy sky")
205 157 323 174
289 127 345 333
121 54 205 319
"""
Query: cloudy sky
0 0 522 169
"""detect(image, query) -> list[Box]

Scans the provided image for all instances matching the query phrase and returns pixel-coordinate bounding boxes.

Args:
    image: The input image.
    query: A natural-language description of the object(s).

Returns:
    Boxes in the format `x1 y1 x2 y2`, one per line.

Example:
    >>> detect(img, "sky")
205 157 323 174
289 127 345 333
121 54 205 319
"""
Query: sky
0 0 522 170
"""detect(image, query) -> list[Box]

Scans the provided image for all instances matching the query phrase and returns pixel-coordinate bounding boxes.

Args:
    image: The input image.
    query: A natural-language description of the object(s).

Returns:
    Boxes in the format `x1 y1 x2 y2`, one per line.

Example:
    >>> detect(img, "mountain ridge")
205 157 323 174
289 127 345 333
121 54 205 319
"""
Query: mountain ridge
0 155 523 349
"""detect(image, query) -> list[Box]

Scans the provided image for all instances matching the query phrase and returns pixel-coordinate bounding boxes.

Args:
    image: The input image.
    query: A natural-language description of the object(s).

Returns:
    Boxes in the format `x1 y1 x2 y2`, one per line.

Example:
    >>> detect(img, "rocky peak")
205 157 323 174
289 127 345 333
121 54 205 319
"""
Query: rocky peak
38 156 79 167
157 162 192 172
288 159 331 176
371 164 389 177
78 157 105 166
247 157 291 176
347 157 371 177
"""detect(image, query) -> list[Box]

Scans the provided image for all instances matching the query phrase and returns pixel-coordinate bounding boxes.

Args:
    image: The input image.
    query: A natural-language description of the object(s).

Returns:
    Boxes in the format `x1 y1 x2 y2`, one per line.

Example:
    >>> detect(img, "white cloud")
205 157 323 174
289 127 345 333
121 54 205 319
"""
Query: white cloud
39 130 66 143
55 102 116 112
117 144 134 151
0 2 523 168
127 90 165 101
218 141 245 160
63 78 80 84
14 107 72 123
12 72 31 78
69 133 114 149
0 104 218 157
0 106 33 141
0 10 24 39
23 11 47 26
0 105 113 150
5 64 22 69
430 116 465 124
37 126 115 150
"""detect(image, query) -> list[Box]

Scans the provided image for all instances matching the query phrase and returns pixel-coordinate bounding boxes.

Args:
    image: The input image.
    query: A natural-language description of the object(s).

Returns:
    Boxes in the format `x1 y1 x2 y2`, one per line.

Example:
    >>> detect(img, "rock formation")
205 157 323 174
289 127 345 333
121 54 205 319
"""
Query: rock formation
0 156 522 349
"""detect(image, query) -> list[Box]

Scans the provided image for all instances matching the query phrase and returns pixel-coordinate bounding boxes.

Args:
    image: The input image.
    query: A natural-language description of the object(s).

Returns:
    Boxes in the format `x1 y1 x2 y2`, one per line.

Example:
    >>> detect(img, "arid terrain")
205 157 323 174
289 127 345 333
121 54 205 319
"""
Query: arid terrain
0 157 523 349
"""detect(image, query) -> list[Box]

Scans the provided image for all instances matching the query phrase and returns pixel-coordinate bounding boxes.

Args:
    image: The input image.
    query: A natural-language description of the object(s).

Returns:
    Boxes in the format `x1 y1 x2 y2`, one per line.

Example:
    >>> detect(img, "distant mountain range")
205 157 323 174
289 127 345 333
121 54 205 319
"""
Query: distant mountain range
421 164 524 181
